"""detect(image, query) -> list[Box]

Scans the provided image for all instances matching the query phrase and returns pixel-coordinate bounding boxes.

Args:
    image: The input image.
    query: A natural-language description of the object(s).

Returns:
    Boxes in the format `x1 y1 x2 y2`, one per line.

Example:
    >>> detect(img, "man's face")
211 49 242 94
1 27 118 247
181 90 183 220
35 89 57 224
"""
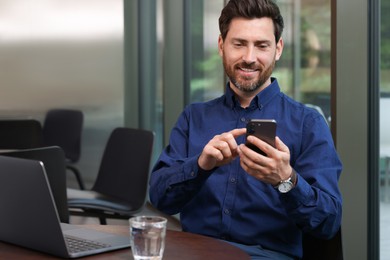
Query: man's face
218 17 283 94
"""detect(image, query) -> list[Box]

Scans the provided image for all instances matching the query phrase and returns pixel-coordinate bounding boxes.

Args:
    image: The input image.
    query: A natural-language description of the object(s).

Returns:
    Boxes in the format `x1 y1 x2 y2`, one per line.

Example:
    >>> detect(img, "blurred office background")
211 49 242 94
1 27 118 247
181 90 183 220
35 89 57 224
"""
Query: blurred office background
0 0 124 185
0 0 388 259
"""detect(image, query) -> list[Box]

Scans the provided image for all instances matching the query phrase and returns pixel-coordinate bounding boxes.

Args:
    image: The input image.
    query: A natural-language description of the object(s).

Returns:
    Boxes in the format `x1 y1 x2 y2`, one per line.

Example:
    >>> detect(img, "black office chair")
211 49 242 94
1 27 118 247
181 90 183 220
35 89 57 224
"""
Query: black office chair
0 146 69 223
42 109 85 190
302 228 343 260
67 127 154 224
0 119 43 149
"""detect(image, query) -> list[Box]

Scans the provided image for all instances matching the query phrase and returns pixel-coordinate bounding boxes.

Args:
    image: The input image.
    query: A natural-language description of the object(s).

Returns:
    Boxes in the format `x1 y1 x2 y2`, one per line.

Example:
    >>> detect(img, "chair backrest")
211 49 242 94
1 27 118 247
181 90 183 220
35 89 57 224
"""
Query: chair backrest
92 127 154 211
42 109 83 162
302 228 343 260
0 146 69 223
0 119 43 149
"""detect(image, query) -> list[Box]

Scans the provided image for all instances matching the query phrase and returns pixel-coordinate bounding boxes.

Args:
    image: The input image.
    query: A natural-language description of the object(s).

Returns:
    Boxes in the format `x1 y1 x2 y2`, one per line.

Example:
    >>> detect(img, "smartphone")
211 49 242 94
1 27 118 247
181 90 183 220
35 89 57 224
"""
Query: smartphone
245 119 277 155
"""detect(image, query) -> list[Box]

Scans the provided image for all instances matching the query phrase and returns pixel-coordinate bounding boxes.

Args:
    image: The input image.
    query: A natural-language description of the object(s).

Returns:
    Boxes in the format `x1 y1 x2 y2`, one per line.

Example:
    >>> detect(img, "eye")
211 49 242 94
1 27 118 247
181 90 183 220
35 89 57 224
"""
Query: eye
231 40 246 48
257 44 269 49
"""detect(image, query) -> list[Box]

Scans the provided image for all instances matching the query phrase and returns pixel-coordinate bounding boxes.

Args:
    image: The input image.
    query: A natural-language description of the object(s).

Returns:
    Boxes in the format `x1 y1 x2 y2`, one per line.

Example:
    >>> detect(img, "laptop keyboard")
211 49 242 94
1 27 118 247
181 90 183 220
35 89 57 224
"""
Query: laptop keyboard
65 236 112 253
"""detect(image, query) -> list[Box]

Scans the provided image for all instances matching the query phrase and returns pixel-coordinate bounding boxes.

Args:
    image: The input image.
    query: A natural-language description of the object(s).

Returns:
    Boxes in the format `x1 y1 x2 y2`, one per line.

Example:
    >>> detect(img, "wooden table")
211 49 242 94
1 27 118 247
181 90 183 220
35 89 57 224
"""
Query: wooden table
0 225 250 259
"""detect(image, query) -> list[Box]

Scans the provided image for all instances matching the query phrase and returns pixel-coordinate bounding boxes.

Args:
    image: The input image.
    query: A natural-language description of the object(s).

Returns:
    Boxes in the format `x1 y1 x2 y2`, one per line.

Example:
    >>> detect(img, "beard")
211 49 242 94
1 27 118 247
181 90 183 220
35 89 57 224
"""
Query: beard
223 56 275 93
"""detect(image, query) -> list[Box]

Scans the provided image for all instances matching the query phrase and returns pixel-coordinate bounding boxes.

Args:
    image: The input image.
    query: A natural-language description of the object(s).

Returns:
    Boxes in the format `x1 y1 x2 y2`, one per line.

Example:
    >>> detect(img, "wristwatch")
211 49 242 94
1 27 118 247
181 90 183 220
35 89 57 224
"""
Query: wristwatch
275 169 297 193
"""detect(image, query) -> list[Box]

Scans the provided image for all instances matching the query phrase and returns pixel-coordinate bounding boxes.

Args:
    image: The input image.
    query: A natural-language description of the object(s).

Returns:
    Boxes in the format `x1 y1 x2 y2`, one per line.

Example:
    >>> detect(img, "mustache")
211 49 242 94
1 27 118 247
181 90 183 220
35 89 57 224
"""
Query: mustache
235 62 260 70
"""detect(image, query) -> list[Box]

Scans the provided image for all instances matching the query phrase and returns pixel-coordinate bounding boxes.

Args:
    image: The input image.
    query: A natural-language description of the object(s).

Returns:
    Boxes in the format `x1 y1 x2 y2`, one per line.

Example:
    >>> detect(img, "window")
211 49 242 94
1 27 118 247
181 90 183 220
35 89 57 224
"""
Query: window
276 0 331 123
380 1 390 259
0 0 124 186
188 1 225 103
185 0 332 125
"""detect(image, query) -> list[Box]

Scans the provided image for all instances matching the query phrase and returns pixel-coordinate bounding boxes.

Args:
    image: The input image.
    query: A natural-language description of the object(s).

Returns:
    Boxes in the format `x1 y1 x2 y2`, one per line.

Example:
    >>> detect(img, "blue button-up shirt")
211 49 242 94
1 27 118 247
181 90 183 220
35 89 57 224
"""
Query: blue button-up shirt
149 78 342 258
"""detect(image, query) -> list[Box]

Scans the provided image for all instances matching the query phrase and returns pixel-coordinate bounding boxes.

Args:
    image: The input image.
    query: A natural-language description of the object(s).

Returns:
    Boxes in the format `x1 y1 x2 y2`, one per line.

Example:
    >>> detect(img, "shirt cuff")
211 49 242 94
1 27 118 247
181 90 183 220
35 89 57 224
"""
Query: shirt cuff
280 172 314 208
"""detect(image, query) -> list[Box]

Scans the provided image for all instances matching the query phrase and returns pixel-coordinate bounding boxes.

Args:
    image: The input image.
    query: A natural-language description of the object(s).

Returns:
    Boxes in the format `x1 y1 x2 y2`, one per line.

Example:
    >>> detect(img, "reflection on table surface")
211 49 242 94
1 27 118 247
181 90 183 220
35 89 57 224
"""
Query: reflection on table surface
0 224 250 260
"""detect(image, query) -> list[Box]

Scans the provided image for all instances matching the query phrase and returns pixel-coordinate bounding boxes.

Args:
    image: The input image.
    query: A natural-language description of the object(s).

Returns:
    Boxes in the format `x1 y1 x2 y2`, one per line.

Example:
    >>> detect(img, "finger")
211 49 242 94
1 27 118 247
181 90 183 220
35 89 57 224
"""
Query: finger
240 142 263 159
215 140 233 158
203 144 224 161
246 135 273 156
230 128 247 138
219 129 246 155
239 155 278 184
275 136 289 153
240 156 265 177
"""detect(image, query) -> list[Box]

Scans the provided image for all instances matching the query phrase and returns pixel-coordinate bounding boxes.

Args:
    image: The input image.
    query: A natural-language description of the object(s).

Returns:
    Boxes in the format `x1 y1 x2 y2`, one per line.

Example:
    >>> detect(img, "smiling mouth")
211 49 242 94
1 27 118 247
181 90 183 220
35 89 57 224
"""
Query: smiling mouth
237 67 259 78
240 67 257 72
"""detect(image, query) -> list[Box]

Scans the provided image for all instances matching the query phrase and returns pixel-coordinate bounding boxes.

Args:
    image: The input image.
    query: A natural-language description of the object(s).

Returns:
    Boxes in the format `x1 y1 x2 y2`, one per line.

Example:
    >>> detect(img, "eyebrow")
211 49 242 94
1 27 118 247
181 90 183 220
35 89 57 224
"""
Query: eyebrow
230 38 272 45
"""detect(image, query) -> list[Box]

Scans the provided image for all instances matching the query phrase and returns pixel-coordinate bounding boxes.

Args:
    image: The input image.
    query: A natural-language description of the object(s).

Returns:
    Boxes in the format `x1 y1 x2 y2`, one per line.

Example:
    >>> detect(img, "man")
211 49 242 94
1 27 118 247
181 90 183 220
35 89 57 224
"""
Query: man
149 0 342 259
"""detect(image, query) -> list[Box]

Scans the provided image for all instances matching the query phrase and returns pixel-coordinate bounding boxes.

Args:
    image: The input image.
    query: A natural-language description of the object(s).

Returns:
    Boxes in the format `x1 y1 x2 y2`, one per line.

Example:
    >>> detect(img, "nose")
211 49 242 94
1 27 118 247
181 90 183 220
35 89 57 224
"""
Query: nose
242 46 256 64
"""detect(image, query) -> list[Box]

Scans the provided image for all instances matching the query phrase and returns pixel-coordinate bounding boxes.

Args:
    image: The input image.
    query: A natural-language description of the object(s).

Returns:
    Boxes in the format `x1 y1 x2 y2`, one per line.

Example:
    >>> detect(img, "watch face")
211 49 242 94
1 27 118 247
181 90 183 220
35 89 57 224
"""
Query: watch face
278 181 293 193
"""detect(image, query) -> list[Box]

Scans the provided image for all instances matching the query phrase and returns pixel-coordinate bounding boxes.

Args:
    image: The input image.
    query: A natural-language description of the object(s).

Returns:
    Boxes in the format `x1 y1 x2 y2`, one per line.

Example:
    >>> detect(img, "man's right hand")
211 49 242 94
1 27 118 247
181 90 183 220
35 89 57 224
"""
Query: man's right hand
198 128 246 171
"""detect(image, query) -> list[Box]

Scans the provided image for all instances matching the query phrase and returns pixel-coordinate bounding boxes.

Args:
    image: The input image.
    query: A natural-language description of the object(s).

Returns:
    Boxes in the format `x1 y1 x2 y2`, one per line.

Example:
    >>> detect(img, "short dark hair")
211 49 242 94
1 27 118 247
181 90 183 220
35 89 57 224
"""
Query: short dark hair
219 0 284 42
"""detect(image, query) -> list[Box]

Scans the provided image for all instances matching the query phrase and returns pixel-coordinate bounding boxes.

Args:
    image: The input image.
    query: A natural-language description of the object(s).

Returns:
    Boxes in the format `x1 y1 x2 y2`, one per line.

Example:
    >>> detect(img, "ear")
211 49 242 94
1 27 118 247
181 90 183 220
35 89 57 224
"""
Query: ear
275 37 284 61
218 35 224 57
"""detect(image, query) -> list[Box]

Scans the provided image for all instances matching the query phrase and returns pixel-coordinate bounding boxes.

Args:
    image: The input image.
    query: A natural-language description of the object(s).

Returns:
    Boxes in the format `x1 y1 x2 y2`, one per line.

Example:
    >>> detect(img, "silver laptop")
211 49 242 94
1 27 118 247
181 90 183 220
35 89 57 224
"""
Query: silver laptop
0 155 130 258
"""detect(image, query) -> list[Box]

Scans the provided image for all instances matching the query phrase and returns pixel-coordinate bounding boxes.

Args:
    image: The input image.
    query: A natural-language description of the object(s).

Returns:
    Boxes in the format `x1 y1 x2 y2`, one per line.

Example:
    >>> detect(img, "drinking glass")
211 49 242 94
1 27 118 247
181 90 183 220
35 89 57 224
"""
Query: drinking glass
129 216 167 260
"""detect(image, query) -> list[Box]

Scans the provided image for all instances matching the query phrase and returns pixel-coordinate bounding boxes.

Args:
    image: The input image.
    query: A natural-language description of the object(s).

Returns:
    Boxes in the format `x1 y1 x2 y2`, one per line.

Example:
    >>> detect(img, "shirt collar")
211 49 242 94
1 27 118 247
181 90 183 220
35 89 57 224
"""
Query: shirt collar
224 77 281 109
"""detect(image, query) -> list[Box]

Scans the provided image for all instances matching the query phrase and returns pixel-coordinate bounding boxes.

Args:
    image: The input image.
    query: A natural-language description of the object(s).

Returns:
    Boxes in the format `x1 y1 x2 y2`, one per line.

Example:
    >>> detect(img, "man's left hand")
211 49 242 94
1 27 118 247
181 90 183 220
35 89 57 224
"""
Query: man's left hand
238 136 292 186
